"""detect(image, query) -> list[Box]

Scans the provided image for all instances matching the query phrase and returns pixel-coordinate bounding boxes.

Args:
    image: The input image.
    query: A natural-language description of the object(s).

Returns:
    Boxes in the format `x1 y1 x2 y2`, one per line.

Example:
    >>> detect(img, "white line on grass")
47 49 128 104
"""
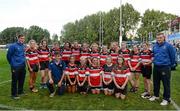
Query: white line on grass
0 104 27 110
159 88 180 110
170 99 180 111
0 80 11 86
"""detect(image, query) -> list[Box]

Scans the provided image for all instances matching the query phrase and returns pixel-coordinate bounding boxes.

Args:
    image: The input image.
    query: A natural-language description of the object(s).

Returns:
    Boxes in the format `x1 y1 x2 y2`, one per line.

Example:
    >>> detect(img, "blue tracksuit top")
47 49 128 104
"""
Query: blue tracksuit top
6 42 26 68
153 41 176 67
49 60 66 83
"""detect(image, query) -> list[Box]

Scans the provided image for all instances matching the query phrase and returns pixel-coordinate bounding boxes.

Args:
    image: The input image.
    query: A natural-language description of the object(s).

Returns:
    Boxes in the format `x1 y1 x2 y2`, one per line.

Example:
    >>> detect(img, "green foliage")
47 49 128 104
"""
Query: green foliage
137 9 177 41
61 3 141 45
0 26 51 44
26 25 50 43
0 27 27 44
52 34 59 43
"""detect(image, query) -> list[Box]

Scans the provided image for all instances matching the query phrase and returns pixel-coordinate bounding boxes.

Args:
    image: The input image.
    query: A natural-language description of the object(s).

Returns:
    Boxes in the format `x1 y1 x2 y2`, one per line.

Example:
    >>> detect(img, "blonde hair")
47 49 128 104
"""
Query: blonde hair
28 39 36 45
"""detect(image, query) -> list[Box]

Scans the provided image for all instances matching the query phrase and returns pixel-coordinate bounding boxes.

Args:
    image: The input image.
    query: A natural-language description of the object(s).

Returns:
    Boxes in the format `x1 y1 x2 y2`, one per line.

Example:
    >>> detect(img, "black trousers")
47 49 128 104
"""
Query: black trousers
47 80 65 95
153 65 171 101
11 66 26 96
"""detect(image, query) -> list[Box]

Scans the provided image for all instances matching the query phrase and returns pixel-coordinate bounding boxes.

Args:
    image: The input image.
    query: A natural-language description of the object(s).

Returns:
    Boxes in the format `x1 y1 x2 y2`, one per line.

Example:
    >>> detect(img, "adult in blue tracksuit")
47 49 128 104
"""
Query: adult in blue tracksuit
7 34 26 99
149 33 176 106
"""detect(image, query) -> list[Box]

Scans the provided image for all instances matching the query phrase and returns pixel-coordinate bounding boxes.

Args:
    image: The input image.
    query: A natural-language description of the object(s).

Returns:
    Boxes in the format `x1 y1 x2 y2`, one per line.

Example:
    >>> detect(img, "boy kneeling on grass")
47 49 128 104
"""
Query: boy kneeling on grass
47 51 66 97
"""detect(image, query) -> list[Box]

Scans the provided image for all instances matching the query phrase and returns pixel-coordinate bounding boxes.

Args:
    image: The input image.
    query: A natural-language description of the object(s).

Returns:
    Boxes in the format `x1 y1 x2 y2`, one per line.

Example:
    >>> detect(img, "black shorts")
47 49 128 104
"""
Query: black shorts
141 65 152 79
77 81 88 92
29 64 39 72
103 82 114 90
66 78 76 85
90 86 101 90
40 61 49 70
114 85 127 95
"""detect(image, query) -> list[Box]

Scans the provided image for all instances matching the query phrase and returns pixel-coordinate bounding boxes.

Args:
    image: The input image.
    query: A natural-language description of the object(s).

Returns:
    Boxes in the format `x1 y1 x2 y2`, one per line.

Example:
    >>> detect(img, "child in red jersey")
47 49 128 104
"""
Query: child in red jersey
50 42 61 60
119 42 130 66
38 39 50 89
62 42 72 65
109 42 120 64
72 41 81 65
88 43 100 65
26 40 40 93
65 55 78 93
128 45 142 92
88 57 103 94
140 43 153 99
102 56 115 96
80 42 90 59
76 57 89 95
113 56 130 99
100 45 109 67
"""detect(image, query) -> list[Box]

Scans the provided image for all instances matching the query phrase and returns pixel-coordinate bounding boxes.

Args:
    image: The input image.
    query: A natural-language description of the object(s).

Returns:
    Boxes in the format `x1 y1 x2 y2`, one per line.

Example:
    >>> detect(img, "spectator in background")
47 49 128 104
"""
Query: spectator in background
7 34 26 99
149 33 176 106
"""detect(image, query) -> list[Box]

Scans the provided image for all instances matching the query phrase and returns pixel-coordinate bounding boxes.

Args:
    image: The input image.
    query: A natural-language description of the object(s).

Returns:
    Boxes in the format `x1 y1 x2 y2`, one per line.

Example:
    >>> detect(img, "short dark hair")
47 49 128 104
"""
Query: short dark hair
18 34 24 38
156 32 165 37
54 51 61 56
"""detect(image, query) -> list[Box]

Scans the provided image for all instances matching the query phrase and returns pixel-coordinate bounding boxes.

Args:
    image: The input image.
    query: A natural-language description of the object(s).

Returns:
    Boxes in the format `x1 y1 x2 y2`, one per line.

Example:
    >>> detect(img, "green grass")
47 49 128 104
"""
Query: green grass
0 49 180 110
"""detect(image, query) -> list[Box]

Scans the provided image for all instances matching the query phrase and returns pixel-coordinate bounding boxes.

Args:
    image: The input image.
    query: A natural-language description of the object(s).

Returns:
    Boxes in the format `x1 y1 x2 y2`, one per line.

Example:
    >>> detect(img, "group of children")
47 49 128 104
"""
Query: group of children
25 39 153 99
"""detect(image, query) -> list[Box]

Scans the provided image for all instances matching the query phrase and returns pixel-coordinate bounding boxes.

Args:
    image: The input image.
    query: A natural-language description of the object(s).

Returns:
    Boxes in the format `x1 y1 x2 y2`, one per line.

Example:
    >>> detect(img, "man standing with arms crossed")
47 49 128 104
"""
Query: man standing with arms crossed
149 33 176 106
7 34 26 99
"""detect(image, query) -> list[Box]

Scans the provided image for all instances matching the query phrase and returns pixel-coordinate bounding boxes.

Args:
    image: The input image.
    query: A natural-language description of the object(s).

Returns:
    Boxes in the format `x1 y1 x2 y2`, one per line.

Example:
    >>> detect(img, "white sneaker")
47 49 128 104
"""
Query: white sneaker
141 92 148 96
160 99 169 106
49 91 56 98
149 96 159 101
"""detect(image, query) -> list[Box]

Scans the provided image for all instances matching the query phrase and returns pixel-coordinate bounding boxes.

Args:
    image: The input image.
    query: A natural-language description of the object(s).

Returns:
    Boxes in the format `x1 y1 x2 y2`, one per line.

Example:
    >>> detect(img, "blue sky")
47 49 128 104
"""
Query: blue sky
0 0 180 36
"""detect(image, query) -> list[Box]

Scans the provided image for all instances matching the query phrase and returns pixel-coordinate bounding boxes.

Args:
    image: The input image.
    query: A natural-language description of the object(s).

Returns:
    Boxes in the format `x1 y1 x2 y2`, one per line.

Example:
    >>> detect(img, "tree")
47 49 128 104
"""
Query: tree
61 3 141 45
0 27 27 44
52 34 59 43
137 9 177 41
26 25 50 43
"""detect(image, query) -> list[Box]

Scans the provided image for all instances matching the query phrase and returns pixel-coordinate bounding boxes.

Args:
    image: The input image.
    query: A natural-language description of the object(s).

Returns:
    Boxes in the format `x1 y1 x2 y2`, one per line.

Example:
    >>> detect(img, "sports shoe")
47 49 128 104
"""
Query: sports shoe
149 96 159 101
160 99 169 106
141 93 151 99
31 88 38 93
12 95 20 100
141 91 148 96
49 91 56 98
129 87 135 92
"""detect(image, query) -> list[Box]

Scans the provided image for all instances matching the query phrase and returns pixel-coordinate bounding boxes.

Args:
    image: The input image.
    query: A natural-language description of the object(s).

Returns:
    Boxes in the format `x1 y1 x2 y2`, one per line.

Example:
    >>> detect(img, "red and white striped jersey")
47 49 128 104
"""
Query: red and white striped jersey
102 64 114 82
80 48 90 59
38 47 50 62
77 66 89 82
100 53 109 67
65 63 78 79
50 48 61 60
90 51 100 59
119 49 130 61
140 49 153 66
129 51 141 71
110 53 118 64
113 67 130 85
89 66 102 87
26 48 39 65
62 49 72 61
72 48 80 62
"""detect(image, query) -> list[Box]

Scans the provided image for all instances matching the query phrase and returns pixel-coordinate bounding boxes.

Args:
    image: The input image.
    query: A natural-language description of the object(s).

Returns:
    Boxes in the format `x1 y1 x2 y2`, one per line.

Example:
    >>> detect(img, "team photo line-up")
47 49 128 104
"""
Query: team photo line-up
7 32 176 106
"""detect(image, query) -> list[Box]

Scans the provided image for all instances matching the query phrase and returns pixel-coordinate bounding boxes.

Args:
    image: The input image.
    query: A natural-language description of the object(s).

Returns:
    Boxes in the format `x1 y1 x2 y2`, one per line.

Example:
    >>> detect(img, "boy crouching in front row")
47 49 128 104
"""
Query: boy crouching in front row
46 51 66 97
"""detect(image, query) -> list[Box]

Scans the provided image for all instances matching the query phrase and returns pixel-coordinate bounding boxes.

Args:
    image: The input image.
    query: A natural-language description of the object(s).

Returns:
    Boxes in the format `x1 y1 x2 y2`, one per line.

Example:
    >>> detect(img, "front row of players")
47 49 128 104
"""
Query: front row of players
47 51 130 99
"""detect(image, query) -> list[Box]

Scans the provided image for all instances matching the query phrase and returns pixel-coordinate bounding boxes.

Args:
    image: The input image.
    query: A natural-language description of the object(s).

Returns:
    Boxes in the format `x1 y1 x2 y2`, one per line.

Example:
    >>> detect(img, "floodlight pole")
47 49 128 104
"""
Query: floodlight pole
119 0 122 47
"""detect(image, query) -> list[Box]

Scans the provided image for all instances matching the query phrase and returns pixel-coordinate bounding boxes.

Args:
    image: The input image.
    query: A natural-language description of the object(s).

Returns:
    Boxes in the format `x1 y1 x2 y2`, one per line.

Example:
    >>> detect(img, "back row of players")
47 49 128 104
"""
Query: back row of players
26 39 152 99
